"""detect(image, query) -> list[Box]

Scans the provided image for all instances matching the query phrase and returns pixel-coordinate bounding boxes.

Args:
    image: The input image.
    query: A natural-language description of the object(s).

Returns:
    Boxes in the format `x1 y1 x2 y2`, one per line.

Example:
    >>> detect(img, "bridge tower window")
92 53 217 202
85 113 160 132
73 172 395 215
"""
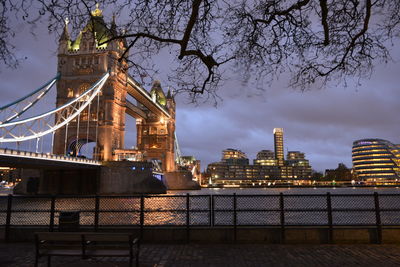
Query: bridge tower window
67 88 74 98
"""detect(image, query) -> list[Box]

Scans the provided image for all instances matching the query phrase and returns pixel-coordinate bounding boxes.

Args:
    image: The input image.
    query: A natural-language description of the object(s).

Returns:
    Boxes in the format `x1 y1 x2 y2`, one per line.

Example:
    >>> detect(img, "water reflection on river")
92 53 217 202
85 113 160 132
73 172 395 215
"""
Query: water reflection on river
168 186 400 195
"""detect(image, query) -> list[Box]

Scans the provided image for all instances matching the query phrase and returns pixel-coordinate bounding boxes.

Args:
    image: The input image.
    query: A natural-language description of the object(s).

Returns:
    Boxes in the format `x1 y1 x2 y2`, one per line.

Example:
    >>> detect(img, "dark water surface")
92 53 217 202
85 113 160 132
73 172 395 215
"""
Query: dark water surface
169 186 400 195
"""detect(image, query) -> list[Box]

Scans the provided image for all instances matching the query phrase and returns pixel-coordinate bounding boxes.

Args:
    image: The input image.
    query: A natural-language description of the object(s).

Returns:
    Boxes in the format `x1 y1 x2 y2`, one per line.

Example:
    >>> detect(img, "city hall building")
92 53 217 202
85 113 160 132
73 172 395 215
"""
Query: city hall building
352 139 400 183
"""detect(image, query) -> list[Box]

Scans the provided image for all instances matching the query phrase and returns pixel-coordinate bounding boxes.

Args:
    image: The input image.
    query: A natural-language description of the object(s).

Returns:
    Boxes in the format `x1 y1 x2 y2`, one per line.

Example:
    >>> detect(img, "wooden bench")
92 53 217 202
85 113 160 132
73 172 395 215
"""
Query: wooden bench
35 232 140 267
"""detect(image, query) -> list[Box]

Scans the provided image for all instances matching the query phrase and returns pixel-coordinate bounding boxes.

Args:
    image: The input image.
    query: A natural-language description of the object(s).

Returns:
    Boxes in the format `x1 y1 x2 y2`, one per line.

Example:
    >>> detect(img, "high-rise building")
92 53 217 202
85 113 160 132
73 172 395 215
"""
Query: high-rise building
206 129 312 185
352 139 400 183
274 128 284 166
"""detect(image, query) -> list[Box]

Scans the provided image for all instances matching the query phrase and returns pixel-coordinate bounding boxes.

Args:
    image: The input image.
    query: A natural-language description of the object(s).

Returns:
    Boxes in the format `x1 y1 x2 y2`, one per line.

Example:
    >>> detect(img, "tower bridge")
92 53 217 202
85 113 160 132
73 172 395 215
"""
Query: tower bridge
0 5 200 194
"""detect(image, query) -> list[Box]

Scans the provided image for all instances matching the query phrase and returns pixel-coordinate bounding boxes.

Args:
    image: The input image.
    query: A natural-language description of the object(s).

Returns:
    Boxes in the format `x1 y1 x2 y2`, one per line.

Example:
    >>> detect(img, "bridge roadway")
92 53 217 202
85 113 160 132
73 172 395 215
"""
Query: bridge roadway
0 148 100 169
126 76 171 119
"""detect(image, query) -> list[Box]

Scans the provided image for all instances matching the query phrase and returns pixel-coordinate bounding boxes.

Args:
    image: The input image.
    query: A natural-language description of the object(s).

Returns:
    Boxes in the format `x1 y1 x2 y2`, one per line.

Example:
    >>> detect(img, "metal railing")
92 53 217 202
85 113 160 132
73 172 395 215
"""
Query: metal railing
1 193 400 243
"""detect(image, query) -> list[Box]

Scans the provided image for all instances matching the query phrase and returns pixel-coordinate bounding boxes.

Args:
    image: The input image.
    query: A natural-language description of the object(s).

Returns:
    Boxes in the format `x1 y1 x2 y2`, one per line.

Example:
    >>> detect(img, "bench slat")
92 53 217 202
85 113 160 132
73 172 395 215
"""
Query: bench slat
36 232 82 241
85 250 131 257
84 233 132 242
38 249 83 256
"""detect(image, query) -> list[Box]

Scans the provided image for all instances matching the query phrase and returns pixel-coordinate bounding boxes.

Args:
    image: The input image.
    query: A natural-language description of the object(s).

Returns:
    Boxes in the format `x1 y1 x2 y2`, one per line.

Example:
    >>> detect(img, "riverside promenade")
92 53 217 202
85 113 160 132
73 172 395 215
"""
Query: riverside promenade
1 242 400 266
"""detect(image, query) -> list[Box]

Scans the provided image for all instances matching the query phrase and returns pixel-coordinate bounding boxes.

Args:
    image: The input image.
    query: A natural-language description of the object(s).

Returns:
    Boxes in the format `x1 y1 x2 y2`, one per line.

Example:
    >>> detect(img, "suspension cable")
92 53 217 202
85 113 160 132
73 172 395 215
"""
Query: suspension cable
51 131 55 154
86 103 91 158
64 123 69 156
40 124 44 153
76 107 81 156
95 91 100 160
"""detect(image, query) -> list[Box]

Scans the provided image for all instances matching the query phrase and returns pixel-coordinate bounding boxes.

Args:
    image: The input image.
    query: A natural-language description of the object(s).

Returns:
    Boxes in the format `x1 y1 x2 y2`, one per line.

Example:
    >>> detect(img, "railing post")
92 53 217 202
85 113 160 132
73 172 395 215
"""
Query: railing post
326 192 333 244
94 195 100 232
49 196 56 232
186 193 190 243
233 193 237 243
5 194 13 242
208 195 214 227
374 192 382 244
140 195 145 241
279 193 285 244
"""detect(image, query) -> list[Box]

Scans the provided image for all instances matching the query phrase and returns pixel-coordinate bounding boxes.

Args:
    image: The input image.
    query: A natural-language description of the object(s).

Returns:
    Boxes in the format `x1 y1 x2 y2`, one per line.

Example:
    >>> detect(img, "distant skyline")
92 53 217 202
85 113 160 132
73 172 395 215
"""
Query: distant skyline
1 18 399 172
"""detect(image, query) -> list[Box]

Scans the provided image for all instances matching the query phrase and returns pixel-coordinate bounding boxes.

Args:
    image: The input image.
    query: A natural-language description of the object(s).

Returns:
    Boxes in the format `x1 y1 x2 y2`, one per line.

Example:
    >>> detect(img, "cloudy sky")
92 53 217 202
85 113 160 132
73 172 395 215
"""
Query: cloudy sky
1 18 399 172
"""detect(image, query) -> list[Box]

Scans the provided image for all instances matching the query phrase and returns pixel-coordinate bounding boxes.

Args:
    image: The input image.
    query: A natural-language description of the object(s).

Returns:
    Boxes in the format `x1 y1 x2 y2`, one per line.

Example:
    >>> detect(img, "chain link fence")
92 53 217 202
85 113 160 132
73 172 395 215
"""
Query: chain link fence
1 192 400 241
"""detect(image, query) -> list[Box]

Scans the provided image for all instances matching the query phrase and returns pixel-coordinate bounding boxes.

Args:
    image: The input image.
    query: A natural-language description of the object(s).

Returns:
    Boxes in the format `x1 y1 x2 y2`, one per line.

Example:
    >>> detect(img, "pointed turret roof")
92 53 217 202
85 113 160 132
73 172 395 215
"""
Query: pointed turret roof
67 4 113 50
150 80 166 106
59 17 70 41
110 14 118 37
91 3 103 17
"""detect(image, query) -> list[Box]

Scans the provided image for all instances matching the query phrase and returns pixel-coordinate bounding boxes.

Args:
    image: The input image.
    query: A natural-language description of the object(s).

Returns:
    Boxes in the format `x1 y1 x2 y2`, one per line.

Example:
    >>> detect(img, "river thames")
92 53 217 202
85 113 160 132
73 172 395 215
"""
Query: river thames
169 186 400 195
2 186 400 196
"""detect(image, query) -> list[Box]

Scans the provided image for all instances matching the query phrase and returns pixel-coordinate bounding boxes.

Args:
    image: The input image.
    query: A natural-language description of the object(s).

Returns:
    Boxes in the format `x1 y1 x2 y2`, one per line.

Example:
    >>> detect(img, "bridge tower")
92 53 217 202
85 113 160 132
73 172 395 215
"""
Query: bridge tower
53 5 177 171
53 6 128 161
136 83 176 172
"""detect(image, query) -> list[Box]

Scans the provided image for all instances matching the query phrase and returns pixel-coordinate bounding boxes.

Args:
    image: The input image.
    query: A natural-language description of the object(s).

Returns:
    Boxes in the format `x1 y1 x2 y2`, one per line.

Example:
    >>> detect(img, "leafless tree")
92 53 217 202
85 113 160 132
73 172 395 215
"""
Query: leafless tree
1 0 400 100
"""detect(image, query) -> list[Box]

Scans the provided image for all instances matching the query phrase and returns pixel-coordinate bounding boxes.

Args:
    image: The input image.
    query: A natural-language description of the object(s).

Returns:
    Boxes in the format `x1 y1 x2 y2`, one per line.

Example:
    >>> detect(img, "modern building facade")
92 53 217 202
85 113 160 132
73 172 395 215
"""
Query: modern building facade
206 129 312 185
274 128 284 166
222 148 249 165
352 139 400 183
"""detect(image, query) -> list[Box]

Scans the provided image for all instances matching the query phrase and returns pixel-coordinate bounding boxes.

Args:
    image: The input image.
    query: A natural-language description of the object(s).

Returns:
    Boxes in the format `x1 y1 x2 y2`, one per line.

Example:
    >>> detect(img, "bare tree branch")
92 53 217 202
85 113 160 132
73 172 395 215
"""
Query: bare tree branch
319 0 329 46
0 0 400 101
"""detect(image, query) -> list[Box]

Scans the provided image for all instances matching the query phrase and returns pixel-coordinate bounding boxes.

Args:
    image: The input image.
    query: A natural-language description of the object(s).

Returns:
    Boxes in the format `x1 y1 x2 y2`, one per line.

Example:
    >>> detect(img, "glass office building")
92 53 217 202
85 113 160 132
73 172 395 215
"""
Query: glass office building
352 139 400 182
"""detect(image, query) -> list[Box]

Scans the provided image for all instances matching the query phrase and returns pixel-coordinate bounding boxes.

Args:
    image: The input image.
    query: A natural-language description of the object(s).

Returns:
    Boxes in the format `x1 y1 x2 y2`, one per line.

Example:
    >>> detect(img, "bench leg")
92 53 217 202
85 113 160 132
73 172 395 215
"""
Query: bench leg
34 255 39 267
47 255 51 267
136 243 140 267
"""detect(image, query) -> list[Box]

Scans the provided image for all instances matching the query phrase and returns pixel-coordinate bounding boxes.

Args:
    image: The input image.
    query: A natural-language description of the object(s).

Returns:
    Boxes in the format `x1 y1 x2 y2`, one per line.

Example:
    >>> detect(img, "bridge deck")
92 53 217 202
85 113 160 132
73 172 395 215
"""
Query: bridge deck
126 76 170 118
0 148 100 169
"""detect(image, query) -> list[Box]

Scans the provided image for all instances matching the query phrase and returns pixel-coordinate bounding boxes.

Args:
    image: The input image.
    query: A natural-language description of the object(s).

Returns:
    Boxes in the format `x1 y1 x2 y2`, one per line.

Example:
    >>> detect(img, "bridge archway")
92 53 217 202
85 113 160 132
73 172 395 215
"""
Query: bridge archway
67 138 96 159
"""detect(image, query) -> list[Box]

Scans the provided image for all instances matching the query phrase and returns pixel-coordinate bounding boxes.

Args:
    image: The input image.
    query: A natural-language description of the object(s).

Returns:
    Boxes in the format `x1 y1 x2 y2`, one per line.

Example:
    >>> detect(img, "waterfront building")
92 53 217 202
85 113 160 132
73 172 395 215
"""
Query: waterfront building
274 128 284 166
285 151 312 179
222 148 249 165
253 150 277 166
0 167 17 184
206 129 312 185
325 163 353 181
180 156 202 181
352 139 400 183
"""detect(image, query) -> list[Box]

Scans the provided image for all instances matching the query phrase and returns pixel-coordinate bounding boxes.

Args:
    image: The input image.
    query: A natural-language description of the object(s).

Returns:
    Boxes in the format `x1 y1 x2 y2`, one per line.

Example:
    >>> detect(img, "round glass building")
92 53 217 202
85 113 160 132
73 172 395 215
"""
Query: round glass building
352 139 400 183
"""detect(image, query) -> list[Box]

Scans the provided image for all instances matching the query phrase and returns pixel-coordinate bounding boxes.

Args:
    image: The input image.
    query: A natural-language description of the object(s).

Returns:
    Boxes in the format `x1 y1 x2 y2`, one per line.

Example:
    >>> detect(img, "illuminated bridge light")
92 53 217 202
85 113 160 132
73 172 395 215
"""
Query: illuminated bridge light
352 139 400 183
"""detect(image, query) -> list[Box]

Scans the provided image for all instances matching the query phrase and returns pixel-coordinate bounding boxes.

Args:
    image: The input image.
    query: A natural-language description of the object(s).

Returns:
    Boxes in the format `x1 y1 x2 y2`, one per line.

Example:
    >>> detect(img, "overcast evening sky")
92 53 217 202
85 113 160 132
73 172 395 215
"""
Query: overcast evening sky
0 18 399 172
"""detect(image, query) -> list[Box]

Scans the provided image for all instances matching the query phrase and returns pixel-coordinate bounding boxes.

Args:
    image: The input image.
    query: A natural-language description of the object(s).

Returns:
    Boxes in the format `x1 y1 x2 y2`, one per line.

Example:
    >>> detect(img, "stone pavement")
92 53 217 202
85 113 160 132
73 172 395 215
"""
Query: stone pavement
1 242 400 267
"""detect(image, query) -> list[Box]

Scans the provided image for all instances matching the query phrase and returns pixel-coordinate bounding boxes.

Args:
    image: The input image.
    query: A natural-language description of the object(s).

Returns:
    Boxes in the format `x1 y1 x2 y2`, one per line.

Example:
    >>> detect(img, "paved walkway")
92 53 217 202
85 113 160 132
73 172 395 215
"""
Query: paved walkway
1 242 400 266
